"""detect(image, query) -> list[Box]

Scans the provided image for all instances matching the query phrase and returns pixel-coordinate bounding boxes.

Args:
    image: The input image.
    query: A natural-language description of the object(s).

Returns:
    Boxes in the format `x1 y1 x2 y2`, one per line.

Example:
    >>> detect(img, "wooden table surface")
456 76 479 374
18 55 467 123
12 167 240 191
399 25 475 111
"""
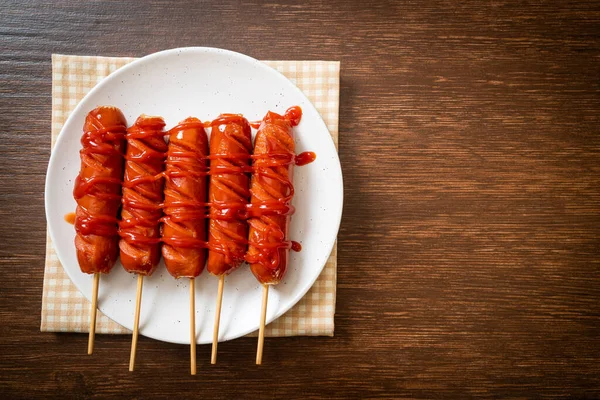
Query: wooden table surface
1 1 599 398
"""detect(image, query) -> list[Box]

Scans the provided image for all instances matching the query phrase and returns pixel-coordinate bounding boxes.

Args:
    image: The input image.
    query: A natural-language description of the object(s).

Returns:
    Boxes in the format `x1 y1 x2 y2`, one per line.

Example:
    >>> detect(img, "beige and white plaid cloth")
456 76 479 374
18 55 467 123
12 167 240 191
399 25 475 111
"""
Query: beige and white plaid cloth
41 54 339 338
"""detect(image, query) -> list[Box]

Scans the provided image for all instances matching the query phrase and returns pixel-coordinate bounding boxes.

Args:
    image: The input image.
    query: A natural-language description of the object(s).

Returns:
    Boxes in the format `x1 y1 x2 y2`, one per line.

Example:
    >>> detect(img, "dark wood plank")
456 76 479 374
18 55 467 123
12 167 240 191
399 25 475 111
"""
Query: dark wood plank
1 0 599 398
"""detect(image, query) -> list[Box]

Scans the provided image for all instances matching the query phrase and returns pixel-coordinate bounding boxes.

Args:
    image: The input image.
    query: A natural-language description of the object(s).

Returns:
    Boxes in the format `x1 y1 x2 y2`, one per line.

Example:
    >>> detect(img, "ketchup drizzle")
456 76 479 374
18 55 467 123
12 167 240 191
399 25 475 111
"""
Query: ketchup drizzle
295 151 316 166
64 212 76 225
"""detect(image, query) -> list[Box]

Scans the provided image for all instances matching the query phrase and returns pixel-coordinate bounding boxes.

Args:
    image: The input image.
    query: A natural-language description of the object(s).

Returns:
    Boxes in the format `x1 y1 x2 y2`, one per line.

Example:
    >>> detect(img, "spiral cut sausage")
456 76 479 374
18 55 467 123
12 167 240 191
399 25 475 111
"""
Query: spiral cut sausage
118 115 167 276
246 106 302 285
74 106 127 274
207 115 253 276
162 118 209 278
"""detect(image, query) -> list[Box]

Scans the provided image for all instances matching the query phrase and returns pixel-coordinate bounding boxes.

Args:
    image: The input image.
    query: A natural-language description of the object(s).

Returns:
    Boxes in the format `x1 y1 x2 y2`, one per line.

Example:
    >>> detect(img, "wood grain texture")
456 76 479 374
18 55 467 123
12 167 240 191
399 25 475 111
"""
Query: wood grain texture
1 0 599 398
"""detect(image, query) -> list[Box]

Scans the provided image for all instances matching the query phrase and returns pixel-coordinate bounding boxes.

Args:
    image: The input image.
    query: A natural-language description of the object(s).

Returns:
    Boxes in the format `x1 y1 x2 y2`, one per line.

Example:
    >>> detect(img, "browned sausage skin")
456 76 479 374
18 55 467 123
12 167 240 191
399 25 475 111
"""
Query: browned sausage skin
74 106 127 274
162 117 209 278
246 106 302 285
207 114 253 276
118 115 167 276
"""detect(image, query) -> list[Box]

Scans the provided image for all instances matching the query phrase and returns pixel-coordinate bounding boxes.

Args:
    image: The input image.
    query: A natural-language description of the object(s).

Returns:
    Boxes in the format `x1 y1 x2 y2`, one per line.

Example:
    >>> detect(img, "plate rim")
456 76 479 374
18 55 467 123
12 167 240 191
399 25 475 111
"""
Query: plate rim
45 46 344 344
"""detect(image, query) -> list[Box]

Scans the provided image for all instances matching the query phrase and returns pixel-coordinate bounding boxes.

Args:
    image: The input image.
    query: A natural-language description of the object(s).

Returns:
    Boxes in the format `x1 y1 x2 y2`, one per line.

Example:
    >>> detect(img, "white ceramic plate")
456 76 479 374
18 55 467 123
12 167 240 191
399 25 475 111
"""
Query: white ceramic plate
45 47 343 344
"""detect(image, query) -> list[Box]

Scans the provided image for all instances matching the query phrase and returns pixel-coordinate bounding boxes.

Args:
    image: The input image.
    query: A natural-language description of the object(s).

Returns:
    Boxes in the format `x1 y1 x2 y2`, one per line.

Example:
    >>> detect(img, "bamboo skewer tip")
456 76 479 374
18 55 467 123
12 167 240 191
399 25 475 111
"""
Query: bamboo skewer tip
129 274 144 372
256 284 269 365
211 275 225 365
190 278 197 375
88 273 100 355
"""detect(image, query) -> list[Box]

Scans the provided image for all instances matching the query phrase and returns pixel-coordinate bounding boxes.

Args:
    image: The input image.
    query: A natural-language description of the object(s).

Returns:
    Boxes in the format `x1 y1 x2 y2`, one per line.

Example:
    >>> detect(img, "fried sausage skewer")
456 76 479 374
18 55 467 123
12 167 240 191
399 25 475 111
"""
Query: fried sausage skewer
73 106 127 354
206 114 252 364
118 115 167 371
246 106 302 364
162 117 209 375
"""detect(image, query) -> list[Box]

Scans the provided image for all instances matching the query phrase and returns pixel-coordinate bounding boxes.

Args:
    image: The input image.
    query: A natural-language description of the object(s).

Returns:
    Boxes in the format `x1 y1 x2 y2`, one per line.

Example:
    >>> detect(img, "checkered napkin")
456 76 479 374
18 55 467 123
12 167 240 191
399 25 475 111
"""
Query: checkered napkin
41 54 340 337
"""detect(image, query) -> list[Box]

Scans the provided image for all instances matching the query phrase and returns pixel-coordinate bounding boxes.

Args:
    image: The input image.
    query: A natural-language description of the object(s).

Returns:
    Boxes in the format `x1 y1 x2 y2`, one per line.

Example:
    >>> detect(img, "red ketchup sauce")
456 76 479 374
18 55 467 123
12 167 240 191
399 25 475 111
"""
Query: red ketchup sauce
295 151 316 166
64 212 76 225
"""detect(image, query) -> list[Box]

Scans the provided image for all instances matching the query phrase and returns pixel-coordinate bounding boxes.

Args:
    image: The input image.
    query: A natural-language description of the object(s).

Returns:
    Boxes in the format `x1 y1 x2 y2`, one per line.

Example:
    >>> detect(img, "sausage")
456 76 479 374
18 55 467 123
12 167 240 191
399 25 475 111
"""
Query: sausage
207 115 253 276
74 106 127 274
118 115 167 276
246 106 302 285
162 117 209 278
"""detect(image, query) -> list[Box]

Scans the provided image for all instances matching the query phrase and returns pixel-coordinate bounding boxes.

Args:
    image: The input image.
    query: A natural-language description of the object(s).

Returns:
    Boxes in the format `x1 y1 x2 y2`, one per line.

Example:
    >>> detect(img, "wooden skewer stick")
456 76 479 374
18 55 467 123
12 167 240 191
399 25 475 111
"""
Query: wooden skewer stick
190 278 197 375
211 275 225 364
129 274 144 371
88 273 100 355
256 284 269 365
